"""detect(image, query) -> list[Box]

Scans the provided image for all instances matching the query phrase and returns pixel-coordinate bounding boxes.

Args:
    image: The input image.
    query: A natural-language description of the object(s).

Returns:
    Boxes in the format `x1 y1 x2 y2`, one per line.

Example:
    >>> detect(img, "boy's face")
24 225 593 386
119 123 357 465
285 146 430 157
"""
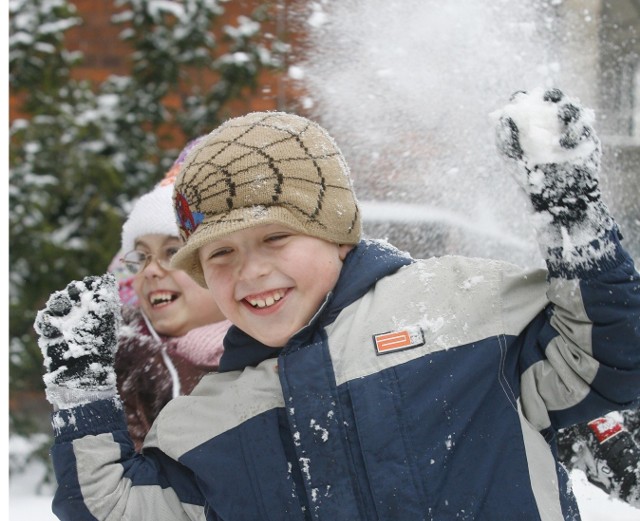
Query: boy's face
198 224 352 348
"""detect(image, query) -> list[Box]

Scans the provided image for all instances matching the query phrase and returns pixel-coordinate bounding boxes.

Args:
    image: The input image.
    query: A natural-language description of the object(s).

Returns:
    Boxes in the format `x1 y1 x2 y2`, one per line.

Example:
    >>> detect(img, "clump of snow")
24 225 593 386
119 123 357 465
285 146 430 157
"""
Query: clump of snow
419 315 445 335
490 88 597 166
249 205 269 219
416 265 436 286
299 456 312 481
51 409 76 433
309 418 329 442
361 238 412 259
459 275 485 290
570 469 640 520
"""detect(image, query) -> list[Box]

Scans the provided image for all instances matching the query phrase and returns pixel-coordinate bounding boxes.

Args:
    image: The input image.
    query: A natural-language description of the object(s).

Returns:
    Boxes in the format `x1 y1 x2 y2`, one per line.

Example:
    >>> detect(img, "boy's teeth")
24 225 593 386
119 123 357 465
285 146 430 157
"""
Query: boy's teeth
248 290 284 308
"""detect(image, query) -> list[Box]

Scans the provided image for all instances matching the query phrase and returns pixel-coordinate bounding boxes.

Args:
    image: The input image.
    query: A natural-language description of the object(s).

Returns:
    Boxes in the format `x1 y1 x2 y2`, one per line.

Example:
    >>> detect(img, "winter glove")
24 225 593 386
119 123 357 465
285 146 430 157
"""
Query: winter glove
562 418 640 508
34 274 121 409
493 88 616 269
586 417 640 507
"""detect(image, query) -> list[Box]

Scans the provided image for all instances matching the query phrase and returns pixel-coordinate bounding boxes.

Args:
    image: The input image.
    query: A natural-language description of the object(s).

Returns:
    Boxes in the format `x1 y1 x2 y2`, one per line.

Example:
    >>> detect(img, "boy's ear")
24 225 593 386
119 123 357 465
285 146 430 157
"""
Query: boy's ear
338 244 354 261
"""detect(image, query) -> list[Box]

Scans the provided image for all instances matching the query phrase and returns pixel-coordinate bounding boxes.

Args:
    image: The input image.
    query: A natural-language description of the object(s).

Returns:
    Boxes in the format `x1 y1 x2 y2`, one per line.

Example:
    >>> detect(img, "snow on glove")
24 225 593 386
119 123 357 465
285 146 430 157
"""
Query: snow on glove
492 88 616 269
34 274 121 409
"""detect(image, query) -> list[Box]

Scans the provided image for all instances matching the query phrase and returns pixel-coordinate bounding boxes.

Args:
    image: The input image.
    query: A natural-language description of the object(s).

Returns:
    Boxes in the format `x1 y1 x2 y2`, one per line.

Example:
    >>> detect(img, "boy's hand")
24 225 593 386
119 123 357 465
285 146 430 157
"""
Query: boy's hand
34 274 121 409
493 88 615 262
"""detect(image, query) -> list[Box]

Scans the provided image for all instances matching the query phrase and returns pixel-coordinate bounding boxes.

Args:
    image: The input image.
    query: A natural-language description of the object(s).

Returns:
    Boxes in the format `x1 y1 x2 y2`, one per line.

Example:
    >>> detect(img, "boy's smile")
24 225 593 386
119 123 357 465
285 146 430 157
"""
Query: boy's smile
199 224 352 347
244 288 287 310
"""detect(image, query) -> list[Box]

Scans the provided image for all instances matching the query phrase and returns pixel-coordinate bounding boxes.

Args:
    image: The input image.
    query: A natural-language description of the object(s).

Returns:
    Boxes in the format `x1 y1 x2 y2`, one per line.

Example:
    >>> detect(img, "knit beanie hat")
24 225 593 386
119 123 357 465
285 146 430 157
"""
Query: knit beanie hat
171 111 362 287
120 136 207 255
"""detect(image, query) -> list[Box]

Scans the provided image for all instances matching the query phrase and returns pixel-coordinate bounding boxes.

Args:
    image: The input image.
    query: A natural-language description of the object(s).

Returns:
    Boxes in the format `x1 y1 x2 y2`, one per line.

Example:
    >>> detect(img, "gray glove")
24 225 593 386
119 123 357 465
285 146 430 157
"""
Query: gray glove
493 88 615 265
34 274 121 409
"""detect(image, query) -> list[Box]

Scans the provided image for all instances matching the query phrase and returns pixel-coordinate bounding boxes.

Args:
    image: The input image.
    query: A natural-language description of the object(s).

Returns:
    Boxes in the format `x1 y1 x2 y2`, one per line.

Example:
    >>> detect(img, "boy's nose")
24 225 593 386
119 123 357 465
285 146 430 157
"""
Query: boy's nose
238 251 270 280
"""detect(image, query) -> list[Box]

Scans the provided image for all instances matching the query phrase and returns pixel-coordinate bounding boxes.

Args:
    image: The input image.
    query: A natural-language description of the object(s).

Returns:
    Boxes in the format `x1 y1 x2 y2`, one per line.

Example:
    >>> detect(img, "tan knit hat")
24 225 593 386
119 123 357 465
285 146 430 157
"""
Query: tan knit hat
171 111 362 286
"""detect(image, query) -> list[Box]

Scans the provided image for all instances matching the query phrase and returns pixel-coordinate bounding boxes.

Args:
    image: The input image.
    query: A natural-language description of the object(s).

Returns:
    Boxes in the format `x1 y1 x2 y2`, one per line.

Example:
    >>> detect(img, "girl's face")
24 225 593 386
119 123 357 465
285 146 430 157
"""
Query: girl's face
199 224 352 348
131 234 225 337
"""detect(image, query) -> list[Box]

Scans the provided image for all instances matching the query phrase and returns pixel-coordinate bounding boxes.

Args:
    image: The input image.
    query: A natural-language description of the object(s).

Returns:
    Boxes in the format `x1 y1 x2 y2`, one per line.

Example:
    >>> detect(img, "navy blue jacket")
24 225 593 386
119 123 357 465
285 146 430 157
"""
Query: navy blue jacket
50 236 640 520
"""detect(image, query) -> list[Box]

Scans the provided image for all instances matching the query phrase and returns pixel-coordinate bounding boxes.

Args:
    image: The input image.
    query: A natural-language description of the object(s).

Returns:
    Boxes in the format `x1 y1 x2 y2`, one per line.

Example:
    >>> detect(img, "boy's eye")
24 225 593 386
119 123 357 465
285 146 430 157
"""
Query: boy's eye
208 248 232 259
266 233 290 243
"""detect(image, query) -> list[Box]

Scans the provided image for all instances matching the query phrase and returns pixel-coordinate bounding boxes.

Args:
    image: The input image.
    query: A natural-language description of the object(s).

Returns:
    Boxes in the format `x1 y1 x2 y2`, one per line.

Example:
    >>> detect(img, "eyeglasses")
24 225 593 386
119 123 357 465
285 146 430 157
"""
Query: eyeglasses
120 246 180 275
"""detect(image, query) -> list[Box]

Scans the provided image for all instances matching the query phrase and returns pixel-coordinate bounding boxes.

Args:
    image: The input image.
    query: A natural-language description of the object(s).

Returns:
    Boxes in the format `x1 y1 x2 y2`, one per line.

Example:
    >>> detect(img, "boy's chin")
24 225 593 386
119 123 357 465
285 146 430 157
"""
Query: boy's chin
259 337 288 349
251 332 290 349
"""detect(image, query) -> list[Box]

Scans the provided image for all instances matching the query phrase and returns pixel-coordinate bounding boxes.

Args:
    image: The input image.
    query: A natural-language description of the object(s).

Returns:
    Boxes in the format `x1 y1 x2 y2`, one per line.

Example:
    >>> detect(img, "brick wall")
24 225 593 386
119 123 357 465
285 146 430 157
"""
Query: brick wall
10 0 306 127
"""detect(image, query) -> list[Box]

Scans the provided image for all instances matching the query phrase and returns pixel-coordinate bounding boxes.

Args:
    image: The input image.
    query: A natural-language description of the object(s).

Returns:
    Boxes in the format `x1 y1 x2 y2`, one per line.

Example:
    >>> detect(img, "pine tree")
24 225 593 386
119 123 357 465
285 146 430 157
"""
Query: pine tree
9 0 284 458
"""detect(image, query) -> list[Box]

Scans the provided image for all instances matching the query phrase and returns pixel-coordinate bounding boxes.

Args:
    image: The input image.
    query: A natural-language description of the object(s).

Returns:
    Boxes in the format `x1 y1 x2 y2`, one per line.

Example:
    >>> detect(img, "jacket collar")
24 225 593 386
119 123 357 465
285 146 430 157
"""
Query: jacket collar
218 239 413 372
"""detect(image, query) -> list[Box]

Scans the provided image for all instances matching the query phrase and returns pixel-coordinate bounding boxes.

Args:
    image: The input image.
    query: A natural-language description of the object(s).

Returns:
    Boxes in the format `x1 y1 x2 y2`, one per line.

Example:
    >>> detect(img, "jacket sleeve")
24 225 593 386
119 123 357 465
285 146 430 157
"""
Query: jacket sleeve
49 398 209 521
514 229 640 431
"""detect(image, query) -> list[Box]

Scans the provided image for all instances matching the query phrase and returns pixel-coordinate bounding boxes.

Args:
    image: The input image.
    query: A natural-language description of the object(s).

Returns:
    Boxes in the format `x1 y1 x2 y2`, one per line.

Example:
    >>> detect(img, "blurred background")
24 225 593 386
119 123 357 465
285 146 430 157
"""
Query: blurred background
9 0 640 487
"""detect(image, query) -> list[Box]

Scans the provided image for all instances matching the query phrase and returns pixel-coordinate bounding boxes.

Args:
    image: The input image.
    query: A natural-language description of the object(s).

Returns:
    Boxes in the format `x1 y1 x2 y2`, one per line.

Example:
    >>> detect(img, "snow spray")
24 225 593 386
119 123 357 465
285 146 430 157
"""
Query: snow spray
293 0 638 265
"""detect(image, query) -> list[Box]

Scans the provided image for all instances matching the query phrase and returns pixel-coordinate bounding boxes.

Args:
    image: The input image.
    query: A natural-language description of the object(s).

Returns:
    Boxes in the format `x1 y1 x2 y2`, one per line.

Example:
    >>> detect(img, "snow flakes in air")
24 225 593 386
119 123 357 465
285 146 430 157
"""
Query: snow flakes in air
288 65 305 80
307 4 329 28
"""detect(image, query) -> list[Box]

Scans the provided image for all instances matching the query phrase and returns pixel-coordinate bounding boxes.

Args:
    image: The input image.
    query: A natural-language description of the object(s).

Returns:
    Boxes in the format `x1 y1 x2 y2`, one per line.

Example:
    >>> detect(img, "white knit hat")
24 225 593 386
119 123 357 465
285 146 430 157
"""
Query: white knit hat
120 184 178 254
120 136 208 254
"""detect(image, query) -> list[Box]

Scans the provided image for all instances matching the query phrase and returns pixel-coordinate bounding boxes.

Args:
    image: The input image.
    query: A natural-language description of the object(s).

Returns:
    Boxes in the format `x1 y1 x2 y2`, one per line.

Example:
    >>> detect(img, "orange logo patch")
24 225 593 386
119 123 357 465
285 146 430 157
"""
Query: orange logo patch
373 326 424 355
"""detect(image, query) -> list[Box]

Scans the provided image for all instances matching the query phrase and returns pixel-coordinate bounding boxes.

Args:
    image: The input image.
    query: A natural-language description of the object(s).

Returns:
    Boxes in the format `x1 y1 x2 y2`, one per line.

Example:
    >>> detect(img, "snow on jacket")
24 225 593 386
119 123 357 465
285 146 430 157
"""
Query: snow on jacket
115 306 230 451
49 236 640 520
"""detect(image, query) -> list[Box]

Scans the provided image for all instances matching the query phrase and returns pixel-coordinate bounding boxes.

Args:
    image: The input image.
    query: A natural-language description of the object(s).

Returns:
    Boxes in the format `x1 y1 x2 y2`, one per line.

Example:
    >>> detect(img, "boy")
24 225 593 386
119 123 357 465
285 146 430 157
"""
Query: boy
35 88 640 520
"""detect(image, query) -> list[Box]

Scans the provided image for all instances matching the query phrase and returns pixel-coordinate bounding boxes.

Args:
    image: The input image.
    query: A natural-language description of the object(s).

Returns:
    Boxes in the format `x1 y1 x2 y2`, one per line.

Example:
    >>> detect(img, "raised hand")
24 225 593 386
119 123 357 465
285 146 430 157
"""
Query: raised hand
493 88 615 265
34 274 121 409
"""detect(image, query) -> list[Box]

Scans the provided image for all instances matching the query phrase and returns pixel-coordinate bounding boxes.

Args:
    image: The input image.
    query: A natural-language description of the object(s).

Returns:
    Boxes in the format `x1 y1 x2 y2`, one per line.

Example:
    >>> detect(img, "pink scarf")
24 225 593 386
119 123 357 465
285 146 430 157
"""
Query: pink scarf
175 319 232 367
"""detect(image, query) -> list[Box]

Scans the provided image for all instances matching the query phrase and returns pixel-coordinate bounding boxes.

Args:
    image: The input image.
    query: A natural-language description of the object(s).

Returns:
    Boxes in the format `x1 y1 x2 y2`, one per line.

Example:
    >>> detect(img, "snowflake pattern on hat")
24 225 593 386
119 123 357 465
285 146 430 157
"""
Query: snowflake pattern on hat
170 111 362 287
